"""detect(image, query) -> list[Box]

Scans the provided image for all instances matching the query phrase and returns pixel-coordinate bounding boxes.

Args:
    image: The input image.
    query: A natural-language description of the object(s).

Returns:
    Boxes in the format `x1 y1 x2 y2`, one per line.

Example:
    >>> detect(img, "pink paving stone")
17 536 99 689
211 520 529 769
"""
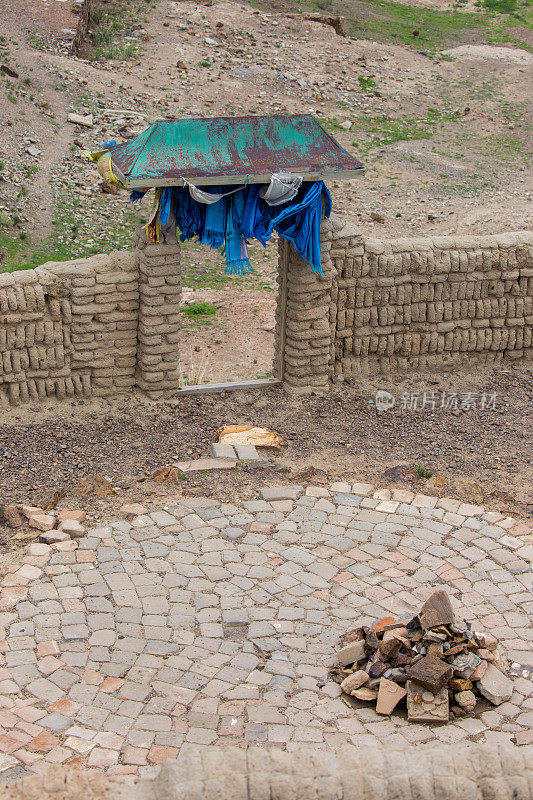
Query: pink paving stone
61 599 85 612
36 640 60 658
28 514 56 532
412 494 438 508
57 509 86 523
376 500 400 513
0 711 18 728
87 747 119 767
82 668 104 686
46 746 73 763
26 543 52 557
392 489 415 503
100 677 125 693
17 721 44 738
47 698 79 717
14 748 43 765
27 730 59 753
94 731 123 749
1 574 29 587
76 550 96 563
0 641 8 653
58 520 85 537
37 655 64 676
107 765 138 776
458 503 484 516
0 680 21 694
509 521 532 537
13 707 47 723
148 745 180 764
53 539 78 552
122 745 148 765
63 736 96 755
332 571 352 583
0 733 26 754
21 506 44 519
14 564 43 581
373 489 392 500
249 522 272 533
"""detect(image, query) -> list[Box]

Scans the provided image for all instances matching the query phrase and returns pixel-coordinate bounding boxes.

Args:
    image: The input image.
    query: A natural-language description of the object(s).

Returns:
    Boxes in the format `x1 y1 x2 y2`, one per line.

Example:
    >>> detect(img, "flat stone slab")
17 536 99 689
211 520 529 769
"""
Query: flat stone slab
210 443 237 459
173 457 237 472
0 481 530 780
260 485 303 501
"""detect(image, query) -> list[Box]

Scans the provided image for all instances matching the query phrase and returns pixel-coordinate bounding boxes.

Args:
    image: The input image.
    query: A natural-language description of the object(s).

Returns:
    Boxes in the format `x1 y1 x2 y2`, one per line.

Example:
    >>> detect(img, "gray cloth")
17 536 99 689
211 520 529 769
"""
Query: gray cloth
259 171 303 205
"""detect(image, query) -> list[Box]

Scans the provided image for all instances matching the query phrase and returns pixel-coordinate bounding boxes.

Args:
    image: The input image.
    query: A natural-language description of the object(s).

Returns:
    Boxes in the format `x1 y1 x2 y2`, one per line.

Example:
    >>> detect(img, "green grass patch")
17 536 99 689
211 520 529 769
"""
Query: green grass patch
183 302 217 317
181 302 218 327
322 108 460 154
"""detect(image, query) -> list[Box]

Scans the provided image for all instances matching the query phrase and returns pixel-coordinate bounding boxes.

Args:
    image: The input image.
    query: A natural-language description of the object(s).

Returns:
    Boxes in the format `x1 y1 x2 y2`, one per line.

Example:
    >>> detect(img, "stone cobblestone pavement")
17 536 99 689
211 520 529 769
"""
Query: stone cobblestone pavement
0 482 531 781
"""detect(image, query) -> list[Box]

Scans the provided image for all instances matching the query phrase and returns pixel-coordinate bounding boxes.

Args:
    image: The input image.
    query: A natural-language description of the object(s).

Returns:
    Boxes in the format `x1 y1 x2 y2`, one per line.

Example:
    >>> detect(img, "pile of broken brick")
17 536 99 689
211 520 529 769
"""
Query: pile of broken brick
1 504 86 542
331 590 513 723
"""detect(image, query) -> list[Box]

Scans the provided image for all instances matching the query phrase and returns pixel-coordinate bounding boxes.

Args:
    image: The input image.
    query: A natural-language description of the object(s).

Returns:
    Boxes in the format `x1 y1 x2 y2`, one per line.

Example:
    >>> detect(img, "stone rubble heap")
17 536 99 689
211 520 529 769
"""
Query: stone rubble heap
1 503 86 542
331 590 513 722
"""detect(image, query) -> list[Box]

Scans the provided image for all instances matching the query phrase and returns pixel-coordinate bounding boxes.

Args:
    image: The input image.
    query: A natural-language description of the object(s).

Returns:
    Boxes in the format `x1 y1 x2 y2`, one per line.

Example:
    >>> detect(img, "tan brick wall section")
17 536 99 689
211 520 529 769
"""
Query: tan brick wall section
1 217 531 404
280 215 533 391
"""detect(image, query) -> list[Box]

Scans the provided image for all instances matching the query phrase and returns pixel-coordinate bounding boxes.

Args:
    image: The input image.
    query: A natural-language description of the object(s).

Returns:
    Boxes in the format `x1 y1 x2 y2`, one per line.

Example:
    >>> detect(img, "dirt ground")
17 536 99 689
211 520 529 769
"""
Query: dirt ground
0 0 532 563
1 360 531 564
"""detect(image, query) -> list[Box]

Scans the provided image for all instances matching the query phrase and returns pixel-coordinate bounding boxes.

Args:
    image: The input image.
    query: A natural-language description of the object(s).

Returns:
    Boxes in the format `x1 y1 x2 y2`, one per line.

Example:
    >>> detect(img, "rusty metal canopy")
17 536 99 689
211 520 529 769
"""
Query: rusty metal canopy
107 114 364 188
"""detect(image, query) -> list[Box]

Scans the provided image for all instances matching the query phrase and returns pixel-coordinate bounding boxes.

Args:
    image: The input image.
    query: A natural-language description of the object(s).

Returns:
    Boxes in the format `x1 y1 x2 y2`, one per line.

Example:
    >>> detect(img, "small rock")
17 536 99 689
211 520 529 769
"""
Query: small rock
57 509 86 523
26 543 52 556
340 670 369 693
40 530 70 544
376 678 407 715
373 616 395 633
405 655 452 693
450 651 482 679
58 520 85 538
26 145 42 157
475 632 498 651
210 443 236 459
337 640 366 666
477 663 513 705
119 503 149 518
21 505 44 519
455 690 476 713
406 681 449 723
340 120 352 130
1 505 25 528
449 678 473 692
29 514 56 532
471 660 488 681
370 211 385 223
67 112 94 128
351 686 378 701
419 589 455 629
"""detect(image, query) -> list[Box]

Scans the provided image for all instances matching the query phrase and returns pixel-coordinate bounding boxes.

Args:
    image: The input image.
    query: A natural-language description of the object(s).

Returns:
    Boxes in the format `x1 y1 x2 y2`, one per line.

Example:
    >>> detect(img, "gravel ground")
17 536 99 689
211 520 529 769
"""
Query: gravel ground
1 362 531 554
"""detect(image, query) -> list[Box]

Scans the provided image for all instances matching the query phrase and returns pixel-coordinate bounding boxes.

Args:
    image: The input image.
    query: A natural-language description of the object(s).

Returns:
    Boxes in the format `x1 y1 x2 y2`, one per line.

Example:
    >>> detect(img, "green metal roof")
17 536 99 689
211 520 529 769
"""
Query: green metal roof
107 114 365 187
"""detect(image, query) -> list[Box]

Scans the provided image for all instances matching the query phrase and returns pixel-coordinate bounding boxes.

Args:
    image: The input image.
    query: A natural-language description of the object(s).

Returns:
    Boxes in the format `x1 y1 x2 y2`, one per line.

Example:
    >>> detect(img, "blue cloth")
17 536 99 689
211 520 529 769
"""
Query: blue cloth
134 181 331 275
224 192 253 275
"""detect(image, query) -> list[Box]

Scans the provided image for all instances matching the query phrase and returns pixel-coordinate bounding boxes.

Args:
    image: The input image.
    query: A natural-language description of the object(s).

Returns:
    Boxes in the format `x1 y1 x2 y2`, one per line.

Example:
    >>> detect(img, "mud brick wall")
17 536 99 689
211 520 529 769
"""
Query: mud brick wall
0 251 138 406
133 226 182 398
0 228 182 407
280 216 533 390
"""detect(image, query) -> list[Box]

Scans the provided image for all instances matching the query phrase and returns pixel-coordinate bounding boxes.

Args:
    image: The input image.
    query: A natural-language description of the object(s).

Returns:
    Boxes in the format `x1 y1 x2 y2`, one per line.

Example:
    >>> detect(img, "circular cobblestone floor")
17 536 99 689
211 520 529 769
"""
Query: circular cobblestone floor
0 482 531 781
